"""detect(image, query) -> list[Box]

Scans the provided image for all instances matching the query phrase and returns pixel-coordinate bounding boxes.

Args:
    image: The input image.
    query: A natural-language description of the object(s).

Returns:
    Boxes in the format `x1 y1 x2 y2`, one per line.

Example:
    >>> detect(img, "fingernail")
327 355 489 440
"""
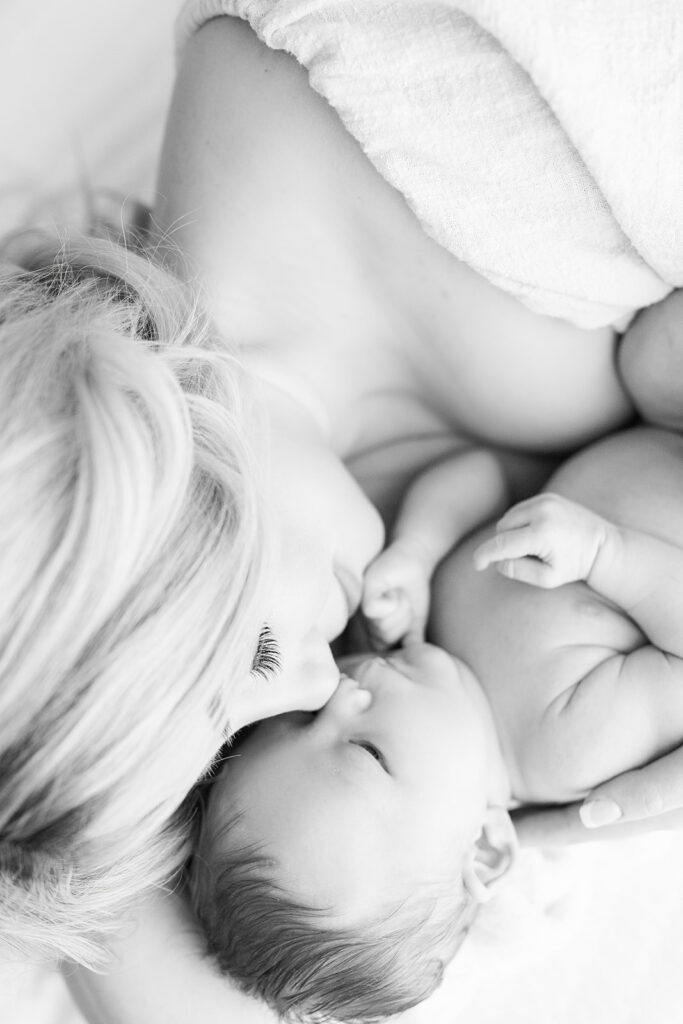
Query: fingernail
579 798 622 828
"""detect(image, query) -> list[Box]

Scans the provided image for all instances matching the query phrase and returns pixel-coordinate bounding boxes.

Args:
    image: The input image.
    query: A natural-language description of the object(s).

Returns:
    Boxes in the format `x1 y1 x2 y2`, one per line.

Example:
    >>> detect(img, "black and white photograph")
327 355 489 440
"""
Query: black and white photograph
1 3 682 1023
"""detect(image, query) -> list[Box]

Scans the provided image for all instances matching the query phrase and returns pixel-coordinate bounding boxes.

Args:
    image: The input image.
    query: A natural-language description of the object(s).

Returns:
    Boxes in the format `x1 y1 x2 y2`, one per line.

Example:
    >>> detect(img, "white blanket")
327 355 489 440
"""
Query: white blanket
178 0 683 328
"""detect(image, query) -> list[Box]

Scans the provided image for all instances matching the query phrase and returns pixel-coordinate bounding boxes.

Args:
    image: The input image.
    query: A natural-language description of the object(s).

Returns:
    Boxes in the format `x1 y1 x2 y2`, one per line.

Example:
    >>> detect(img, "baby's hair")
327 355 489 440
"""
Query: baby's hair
190 803 476 1024
0 228 268 966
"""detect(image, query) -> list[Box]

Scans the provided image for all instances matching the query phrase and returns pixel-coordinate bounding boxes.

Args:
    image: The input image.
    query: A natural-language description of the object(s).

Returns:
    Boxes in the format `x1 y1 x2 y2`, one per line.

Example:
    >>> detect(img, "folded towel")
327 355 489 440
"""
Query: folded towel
177 0 683 329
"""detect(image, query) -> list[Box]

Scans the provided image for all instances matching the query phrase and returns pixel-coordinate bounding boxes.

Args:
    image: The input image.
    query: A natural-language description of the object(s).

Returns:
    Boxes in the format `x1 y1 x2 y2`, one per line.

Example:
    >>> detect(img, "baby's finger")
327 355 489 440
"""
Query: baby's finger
581 746 683 826
495 556 556 588
362 557 402 605
367 605 412 647
365 613 401 649
404 614 427 646
362 592 399 619
381 608 413 642
473 527 536 570
494 503 536 532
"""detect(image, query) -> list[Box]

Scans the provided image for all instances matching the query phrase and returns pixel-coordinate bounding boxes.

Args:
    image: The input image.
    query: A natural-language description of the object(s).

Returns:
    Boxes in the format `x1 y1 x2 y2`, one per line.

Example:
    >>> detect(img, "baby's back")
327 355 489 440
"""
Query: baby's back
430 426 683 802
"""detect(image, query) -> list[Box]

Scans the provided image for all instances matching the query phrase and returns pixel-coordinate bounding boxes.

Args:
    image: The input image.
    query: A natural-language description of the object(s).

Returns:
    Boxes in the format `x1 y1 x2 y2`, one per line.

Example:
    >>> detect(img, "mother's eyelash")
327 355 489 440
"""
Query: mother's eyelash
251 624 282 679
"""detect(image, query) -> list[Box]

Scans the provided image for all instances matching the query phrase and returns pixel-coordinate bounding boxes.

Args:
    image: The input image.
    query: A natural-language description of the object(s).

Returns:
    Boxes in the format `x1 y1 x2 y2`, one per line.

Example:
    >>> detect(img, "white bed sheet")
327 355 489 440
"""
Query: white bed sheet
3 833 683 1024
1 4 682 1023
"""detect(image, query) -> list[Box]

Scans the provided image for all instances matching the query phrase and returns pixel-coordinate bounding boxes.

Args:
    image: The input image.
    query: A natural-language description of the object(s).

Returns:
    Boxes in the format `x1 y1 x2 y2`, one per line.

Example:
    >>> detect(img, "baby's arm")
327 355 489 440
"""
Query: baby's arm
363 448 508 645
474 492 683 655
517 290 683 838
474 494 683 790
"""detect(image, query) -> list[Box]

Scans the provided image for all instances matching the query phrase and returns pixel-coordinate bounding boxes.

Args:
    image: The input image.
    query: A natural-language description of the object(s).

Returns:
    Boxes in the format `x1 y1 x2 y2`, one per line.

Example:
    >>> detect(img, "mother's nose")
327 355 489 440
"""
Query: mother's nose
281 629 340 711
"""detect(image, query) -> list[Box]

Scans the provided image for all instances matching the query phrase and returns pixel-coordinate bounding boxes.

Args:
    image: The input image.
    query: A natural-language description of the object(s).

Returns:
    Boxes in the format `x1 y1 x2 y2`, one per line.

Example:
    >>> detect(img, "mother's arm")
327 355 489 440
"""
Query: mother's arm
64 891 277 1024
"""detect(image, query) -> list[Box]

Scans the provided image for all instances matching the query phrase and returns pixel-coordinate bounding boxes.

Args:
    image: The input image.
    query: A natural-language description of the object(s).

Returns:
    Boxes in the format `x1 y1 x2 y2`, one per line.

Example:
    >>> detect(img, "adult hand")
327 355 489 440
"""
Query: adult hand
514 744 683 847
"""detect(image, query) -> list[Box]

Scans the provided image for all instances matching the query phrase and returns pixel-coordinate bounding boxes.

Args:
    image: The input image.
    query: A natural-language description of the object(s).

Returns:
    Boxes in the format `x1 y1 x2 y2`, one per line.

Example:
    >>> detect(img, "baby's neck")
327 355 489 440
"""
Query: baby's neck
457 662 530 807
456 658 515 810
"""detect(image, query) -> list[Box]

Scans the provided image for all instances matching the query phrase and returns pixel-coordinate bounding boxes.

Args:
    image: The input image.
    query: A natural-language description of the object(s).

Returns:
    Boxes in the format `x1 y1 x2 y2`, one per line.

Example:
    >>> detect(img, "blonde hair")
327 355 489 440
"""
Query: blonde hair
0 229 267 966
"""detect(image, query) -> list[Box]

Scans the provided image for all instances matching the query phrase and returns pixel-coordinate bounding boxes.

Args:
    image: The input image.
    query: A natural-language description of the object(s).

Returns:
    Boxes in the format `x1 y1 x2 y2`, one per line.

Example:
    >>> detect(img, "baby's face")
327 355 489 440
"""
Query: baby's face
208 644 498 924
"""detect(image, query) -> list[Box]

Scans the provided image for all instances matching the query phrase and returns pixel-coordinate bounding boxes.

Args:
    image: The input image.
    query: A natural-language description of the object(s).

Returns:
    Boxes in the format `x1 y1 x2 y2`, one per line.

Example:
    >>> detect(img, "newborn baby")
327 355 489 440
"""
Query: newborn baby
190 424 683 1024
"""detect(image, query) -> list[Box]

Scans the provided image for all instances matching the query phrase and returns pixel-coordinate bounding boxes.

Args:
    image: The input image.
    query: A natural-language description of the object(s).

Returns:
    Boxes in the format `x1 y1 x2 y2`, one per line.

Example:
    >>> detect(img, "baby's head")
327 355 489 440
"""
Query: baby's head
192 644 515 1022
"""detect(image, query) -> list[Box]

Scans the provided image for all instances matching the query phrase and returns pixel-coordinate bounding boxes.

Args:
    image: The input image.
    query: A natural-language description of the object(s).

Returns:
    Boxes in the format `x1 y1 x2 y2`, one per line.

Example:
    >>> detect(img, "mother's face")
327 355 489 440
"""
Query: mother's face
229 393 384 732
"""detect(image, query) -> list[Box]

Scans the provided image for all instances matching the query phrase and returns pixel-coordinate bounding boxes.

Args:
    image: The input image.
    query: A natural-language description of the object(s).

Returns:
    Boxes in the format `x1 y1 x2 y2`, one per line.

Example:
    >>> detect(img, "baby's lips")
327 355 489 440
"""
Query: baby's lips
336 655 390 690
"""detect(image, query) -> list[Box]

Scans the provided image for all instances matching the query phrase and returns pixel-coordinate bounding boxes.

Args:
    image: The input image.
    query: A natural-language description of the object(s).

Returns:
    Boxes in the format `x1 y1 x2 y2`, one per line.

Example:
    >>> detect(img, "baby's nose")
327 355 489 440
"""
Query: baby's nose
322 672 373 719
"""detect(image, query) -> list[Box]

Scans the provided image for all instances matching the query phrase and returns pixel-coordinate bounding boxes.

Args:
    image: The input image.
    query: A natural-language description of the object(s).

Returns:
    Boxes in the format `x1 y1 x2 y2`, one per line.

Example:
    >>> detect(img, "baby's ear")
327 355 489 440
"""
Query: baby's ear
462 806 517 904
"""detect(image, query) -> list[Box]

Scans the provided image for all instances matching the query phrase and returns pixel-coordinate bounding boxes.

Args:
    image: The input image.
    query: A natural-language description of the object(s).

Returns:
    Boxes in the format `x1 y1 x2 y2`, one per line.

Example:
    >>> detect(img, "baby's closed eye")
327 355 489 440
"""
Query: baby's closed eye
351 740 390 773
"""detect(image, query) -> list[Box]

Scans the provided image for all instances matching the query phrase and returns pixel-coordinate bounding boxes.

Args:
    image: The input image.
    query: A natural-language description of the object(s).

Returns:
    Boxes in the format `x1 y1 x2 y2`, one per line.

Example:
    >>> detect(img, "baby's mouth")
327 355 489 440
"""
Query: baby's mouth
339 642 437 691
340 656 395 693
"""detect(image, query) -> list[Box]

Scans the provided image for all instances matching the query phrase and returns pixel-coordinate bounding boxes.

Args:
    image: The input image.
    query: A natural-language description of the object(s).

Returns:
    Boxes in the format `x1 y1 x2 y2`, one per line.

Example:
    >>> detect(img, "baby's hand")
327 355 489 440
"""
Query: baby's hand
472 493 607 588
362 539 431 648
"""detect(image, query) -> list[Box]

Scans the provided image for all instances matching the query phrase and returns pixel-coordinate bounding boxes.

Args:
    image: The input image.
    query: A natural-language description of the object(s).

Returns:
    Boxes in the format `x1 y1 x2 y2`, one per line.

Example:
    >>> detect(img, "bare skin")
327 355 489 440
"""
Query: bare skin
517 289 683 843
156 18 629 523
70 15 683 1024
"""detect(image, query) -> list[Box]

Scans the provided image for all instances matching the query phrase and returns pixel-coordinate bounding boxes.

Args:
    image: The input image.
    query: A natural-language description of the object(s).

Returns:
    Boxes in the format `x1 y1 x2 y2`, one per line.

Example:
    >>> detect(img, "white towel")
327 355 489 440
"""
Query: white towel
177 0 683 329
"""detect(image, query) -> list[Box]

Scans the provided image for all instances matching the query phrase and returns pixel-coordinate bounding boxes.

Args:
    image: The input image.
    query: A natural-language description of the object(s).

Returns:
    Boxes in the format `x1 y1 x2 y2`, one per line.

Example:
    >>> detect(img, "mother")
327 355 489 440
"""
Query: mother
0 220 381 968
155 4 682 831
68 3 683 1020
